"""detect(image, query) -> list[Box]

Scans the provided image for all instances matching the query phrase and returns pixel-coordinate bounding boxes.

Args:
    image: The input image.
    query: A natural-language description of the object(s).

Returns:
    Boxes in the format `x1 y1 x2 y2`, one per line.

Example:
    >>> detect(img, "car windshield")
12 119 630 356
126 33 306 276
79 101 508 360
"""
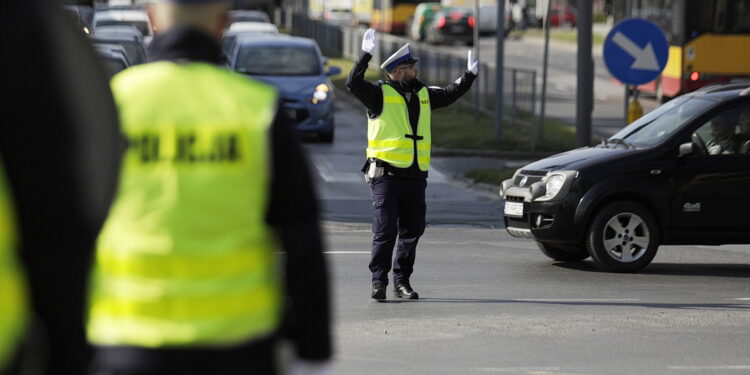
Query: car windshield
235 46 321 76
609 96 714 148
96 20 150 36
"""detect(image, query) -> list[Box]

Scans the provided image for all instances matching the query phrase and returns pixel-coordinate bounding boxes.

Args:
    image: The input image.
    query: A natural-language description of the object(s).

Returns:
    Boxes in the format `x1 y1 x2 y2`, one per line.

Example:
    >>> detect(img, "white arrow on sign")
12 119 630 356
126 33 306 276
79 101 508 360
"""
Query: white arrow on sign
612 31 660 71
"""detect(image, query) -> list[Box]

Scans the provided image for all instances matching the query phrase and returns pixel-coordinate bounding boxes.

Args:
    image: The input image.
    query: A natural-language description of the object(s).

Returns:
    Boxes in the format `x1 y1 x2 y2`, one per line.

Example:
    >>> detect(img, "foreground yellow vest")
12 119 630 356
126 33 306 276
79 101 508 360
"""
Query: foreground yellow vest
367 84 432 171
0 162 28 369
87 62 282 348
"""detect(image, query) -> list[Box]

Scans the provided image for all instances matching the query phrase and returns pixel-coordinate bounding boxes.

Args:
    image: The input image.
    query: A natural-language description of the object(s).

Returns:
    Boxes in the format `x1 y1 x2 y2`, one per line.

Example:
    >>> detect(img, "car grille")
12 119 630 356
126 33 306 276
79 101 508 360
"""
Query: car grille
285 107 309 123
505 195 524 202
513 169 546 187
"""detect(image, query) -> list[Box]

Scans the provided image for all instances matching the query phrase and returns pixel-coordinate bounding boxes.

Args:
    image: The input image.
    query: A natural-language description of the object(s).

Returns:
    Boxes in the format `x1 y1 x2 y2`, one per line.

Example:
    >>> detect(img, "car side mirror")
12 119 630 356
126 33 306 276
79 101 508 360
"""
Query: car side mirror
678 142 694 157
327 65 342 76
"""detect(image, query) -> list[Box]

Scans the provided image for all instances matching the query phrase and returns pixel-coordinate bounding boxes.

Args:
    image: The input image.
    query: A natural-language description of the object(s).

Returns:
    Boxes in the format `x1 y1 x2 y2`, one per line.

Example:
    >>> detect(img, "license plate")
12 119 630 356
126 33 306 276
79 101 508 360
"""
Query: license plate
504 202 524 217
450 25 465 33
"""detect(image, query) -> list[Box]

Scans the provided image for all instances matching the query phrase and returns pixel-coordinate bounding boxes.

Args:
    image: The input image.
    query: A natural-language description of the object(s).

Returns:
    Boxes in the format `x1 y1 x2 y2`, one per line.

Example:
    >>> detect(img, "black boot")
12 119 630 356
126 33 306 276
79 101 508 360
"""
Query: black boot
393 282 419 299
371 282 386 301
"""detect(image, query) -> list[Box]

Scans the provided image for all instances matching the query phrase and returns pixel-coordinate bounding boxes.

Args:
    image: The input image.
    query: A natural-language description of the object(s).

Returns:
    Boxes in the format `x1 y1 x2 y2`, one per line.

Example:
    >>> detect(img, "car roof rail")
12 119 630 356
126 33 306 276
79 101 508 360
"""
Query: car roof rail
694 82 750 95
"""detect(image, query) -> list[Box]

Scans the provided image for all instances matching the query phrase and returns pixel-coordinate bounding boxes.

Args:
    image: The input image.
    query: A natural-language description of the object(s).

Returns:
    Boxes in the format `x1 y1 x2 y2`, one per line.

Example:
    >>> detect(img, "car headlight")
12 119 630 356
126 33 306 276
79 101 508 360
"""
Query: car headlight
533 170 578 202
312 84 330 103
543 174 565 199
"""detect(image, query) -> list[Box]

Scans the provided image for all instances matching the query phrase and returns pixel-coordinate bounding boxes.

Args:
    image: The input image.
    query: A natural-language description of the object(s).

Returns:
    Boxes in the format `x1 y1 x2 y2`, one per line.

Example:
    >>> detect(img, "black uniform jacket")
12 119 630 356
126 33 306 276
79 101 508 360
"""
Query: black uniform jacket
346 52 476 179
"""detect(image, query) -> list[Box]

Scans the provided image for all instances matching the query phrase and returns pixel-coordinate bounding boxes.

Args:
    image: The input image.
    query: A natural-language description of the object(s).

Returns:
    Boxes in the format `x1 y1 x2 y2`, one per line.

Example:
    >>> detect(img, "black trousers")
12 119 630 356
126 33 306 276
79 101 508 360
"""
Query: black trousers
369 175 427 286
89 338 276 375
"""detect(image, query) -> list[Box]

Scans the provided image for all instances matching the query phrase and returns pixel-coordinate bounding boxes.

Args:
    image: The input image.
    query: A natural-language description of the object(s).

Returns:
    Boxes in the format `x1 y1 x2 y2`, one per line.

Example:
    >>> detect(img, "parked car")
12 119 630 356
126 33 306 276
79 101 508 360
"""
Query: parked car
221 22 281 59
227 9 270 25
500 83 750 272
408 2 442 41
227 21 279 34
324 8 354 26
92 8 153 43
94 43 130 77
63 5 94 34
548 4 576 27
227 36 342 142
425 8 475 46
90 34 147 65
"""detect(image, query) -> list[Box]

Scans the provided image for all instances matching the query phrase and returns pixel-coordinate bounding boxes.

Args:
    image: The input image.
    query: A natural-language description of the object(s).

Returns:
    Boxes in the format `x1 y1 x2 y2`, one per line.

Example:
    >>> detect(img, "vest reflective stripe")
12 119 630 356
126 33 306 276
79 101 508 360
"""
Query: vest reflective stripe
0 162 28 370
87 62 282 348
367 84 432 171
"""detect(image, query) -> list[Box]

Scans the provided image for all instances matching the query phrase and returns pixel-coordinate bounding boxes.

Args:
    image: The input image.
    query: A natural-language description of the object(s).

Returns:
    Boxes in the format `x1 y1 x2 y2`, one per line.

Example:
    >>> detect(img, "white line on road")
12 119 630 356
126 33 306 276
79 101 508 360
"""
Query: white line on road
310 155 362 183
669 365 750 371
511 298 641 302
324 251 370 254
311 155 450 183
734 298 750 301
473 367 562 373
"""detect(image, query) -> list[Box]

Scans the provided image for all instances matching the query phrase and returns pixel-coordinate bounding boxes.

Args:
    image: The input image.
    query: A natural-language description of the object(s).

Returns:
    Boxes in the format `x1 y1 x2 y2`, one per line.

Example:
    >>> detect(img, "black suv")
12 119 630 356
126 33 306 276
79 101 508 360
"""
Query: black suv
501 83 750 272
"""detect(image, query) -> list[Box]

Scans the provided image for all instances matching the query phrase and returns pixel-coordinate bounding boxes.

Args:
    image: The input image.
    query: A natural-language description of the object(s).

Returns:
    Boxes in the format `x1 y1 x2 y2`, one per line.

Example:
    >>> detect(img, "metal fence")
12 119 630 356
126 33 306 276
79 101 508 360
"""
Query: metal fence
288 15 537 127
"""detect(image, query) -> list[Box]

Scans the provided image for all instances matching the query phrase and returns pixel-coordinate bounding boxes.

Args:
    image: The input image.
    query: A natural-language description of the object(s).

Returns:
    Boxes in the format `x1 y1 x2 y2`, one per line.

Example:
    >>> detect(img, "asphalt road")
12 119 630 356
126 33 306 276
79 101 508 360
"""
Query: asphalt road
305 99 750 375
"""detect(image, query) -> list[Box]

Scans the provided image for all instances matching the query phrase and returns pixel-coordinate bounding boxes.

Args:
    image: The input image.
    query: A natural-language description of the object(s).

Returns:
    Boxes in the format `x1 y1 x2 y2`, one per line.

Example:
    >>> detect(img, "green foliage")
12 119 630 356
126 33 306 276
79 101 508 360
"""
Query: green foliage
464 167 518 185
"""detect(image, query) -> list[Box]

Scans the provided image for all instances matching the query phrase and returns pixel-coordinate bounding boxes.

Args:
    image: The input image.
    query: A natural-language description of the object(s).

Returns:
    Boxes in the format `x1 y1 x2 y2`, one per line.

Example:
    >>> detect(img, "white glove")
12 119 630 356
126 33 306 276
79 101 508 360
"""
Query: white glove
362 28 376 55
288 359 334 375
467 50 478 75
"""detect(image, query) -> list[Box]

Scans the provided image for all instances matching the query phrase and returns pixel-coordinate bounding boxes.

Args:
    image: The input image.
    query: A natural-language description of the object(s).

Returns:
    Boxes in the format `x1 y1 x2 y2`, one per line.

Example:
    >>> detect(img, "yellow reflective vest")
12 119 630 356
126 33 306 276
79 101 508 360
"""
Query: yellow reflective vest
367 84 432 171
87 62 282 348
0 161 28 370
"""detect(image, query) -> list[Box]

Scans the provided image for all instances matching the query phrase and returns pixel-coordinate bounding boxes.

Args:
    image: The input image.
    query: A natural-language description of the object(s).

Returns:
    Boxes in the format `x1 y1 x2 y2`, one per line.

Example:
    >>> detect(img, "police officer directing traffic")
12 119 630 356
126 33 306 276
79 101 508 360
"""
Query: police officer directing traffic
85 0 332 374
347 28 478 301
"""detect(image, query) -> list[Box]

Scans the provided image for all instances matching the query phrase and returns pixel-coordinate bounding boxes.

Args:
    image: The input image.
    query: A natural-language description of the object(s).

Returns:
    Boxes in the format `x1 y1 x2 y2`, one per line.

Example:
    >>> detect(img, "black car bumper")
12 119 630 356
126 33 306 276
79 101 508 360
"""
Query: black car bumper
504 192 583 244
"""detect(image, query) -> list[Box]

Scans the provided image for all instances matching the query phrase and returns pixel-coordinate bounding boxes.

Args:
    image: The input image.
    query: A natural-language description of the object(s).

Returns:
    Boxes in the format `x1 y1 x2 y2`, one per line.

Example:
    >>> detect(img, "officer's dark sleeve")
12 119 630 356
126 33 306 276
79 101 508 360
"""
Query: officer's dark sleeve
266 105 332 361
0 1 122 374
345 52 384 117
428 70 477 110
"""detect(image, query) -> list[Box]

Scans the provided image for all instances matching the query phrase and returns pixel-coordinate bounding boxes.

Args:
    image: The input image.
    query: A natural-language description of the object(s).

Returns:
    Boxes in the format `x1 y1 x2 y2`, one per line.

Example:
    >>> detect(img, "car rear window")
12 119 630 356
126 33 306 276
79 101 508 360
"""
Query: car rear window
235 46 321 76
96 20 150 36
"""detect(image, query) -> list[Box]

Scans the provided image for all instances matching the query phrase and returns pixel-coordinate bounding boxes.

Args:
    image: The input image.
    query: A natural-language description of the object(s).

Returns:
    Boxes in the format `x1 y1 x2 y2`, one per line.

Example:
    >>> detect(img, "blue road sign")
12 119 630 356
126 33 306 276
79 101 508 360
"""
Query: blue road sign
603 18 669 86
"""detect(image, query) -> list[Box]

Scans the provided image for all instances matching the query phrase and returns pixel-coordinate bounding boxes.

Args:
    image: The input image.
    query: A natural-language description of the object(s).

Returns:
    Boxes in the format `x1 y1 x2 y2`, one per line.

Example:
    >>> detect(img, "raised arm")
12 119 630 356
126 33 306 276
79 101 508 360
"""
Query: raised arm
428 50 478 110
345 28 384 117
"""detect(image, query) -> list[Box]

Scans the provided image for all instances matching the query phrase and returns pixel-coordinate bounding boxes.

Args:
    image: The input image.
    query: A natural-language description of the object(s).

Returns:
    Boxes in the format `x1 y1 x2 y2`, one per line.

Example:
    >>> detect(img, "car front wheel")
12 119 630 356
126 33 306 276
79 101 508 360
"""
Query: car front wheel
536 241 589 261
586 201 660 272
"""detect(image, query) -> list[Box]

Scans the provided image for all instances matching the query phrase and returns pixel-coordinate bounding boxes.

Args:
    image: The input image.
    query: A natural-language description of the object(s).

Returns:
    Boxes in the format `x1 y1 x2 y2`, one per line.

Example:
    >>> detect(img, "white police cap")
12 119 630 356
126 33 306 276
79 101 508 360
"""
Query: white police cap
380 43 419 72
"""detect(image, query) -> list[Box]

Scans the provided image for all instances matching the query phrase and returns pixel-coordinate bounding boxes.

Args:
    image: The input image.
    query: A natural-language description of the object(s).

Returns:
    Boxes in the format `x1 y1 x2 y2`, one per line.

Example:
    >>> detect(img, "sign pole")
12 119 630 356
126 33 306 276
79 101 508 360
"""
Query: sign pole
576 0 593 147
538 0 552 150
474 0 480 124
623 0 632 125
494 0 505 141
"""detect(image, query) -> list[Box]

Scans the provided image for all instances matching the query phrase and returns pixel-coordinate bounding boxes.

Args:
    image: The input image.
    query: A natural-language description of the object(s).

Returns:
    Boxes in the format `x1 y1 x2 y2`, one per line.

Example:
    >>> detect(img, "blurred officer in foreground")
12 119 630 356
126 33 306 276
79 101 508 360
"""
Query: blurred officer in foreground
346 29 477 301
1 0 122 374
85 0 331 374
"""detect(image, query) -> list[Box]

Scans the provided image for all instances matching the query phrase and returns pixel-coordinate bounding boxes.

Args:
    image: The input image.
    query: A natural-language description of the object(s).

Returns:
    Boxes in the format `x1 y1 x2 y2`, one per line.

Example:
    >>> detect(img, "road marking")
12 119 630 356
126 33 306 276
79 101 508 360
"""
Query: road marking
734 298 750 301
511 298 640 302
311 155 449 183
429 167 449 183
324 251 370 254
311 155 362 183
473 367 562 373
668 365 750 371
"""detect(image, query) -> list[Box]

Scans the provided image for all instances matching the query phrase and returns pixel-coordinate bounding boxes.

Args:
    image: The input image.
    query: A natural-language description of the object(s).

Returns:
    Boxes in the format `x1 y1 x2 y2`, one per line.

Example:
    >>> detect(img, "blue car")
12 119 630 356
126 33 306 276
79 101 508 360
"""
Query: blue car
228 36 341 142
